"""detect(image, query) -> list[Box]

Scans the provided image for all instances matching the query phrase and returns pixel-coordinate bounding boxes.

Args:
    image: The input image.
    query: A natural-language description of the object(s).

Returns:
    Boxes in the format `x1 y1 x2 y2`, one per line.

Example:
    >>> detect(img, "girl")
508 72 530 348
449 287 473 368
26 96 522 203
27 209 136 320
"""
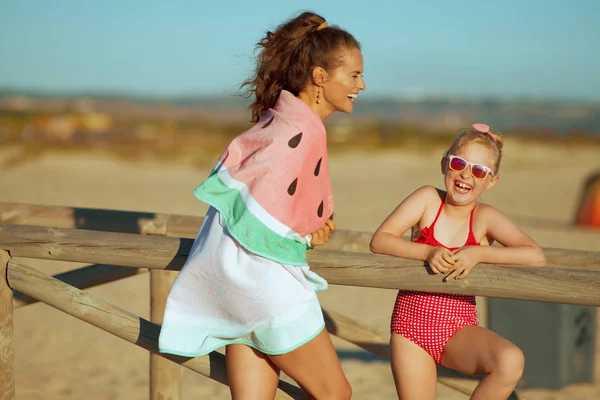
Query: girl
370 123 546 400
159 11 365 399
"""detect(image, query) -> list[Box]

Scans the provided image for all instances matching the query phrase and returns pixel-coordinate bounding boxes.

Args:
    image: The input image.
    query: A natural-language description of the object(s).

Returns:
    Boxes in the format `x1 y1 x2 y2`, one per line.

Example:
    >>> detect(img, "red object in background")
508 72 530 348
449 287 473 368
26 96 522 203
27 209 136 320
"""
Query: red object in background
575 172 600 228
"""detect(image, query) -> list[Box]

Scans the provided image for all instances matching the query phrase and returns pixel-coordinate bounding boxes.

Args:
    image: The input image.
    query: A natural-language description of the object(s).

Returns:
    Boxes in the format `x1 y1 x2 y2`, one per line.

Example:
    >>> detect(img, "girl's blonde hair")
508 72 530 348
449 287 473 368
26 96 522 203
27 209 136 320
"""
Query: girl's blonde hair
444 123 504 173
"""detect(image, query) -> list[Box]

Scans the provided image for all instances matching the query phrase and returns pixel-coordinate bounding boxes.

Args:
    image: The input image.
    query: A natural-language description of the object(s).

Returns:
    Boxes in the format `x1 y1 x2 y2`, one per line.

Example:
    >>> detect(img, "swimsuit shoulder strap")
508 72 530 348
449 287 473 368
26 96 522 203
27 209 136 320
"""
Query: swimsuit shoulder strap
430 195 445 230
469 204 476 232
466 204 479 245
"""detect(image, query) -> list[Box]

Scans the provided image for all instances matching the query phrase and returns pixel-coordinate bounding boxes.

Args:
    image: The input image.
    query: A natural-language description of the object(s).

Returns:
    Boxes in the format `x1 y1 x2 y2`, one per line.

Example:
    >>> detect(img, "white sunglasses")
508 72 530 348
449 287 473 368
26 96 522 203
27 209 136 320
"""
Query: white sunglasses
445 155 494 180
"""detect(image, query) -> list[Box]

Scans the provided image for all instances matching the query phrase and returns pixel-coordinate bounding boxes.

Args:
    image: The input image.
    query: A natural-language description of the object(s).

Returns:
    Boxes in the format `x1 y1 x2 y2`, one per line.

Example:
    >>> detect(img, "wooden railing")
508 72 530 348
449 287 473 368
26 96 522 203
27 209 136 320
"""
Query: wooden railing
1 203 599 399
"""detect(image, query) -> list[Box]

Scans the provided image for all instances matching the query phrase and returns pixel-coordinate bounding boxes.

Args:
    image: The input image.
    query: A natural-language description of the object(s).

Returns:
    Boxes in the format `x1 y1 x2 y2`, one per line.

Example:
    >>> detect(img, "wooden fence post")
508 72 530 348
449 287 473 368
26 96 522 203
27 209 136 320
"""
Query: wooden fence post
0 250 15 400
150 269 181 400
476 297 488 328
148 218 182 400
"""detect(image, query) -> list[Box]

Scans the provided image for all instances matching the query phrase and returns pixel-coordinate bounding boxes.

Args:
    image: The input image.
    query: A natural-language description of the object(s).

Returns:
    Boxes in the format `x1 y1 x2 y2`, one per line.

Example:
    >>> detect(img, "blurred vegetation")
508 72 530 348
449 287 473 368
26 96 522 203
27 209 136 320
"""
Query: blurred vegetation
1 107 599 170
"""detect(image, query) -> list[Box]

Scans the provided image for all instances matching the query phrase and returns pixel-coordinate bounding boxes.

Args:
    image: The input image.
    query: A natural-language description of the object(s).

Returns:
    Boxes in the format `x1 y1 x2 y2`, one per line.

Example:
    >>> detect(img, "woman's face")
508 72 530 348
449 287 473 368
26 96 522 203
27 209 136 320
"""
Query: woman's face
321 47 366 115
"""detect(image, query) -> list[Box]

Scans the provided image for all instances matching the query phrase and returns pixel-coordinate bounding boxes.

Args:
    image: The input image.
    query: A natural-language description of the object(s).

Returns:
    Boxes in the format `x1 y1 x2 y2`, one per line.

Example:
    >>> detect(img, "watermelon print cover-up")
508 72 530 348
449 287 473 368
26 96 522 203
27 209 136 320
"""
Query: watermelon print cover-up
158 90 333 357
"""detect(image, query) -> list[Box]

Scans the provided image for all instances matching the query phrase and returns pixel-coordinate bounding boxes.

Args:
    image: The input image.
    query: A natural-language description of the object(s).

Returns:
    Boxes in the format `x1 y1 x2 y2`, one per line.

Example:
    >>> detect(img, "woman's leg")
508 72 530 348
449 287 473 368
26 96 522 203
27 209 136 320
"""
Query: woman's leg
268 328 352 400
390 333 438 400
441 326 525 400
226 344 281 400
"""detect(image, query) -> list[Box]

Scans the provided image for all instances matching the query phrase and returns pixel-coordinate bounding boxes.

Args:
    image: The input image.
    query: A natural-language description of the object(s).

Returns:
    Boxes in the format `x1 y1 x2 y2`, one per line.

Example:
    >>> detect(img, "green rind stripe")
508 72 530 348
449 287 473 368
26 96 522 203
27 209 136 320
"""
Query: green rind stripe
193 174 308 266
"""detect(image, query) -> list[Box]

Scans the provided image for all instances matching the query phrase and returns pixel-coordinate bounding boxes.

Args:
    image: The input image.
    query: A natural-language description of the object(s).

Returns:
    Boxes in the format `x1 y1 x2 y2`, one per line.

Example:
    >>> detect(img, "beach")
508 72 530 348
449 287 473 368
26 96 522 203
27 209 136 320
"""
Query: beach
1 139 599 399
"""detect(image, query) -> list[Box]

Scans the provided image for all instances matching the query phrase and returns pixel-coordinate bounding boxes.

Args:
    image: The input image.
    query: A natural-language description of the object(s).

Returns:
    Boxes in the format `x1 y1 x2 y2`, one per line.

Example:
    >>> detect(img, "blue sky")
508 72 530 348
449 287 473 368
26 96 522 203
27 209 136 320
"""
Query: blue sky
1 0 599 101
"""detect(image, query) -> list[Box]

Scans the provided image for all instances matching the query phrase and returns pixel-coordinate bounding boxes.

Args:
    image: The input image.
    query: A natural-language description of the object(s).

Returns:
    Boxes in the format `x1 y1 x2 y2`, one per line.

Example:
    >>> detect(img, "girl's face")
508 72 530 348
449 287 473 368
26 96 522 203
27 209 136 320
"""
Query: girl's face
442 143 499 206
321 47 366 115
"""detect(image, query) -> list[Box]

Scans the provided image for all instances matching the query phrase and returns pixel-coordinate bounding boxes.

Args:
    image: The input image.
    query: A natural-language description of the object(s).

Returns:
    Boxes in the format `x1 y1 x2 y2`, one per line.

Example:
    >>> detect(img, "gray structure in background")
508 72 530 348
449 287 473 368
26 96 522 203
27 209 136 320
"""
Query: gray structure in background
488 299 596 389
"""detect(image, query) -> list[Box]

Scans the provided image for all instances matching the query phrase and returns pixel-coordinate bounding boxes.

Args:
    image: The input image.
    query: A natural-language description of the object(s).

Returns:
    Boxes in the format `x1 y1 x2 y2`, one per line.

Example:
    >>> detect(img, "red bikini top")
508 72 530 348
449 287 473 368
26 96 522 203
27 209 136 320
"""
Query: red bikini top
414 197 480 251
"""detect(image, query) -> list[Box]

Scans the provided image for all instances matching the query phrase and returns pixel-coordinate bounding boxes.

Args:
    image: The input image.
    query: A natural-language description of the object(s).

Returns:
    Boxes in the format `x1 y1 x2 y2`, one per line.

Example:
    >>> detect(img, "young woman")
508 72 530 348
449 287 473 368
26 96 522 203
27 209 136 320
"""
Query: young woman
159 11 366 399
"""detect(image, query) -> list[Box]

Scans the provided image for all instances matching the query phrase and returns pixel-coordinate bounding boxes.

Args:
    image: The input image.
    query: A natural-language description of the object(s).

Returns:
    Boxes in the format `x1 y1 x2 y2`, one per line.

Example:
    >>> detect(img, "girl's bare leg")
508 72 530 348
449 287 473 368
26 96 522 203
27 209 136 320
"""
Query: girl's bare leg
441 326 524 400
390 333 438 400
226 344 281 400
269 328 352 400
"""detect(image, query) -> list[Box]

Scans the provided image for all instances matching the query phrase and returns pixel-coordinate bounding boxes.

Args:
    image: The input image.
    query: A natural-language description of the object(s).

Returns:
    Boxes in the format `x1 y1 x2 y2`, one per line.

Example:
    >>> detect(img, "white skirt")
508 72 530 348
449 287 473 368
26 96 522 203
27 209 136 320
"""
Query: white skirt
158 206 328 356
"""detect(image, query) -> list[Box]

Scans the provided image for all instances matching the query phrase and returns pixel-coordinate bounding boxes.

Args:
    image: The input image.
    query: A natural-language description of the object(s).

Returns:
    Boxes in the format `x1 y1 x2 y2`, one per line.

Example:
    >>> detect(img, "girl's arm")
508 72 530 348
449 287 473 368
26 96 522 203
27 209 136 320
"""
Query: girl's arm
370 186 454 272
446 205 546 280
477 206 546 266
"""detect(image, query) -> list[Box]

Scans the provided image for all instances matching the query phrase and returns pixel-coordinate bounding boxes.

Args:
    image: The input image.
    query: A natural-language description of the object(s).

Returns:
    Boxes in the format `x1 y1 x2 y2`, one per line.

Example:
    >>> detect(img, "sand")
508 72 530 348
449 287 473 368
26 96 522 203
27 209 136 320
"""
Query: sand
1 139 599 399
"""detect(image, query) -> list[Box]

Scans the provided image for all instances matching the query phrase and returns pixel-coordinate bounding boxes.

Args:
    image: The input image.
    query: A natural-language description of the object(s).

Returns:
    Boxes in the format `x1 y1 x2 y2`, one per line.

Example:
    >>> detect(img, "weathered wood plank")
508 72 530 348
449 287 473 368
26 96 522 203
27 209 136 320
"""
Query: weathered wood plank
0 224 191 269
0 250 15 400
6 259 304 399
311 249 600 306
1 224 599 305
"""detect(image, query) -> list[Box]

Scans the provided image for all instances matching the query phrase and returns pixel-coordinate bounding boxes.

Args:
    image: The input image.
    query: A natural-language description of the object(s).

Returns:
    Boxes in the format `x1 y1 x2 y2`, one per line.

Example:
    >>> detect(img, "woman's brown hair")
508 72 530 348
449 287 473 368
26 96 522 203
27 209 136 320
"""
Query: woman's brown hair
240 11 361 122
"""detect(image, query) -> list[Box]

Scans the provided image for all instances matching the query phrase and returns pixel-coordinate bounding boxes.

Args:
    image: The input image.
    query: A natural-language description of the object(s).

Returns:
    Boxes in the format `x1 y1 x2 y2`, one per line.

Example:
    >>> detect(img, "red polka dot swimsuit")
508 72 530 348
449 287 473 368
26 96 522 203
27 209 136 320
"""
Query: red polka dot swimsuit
390 197 479 365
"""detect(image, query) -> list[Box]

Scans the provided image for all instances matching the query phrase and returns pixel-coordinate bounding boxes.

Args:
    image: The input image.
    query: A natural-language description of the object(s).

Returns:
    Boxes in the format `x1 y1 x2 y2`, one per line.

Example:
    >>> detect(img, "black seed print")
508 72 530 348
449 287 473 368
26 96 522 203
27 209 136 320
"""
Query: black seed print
317 201 324 218
288 133 303 148
287 178 298 195
314 158 322 176
262 115 274 129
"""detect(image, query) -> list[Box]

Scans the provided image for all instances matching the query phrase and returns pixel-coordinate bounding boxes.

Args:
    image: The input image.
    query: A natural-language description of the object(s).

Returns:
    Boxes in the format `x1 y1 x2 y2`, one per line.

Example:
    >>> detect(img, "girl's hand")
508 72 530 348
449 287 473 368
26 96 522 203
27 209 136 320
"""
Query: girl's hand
426 246 455 274
445 246 481 280
310 218 336 247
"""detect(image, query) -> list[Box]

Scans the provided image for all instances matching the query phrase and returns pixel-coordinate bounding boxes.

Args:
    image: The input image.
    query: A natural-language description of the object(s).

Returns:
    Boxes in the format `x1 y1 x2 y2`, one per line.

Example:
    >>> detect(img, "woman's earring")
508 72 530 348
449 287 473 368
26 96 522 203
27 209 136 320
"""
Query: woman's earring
316 88 322 104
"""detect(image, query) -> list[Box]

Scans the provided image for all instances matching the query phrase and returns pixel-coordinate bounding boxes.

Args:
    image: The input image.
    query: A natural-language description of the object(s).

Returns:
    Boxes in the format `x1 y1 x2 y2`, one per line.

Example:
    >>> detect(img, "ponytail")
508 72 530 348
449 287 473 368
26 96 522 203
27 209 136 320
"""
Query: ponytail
240 11 360 122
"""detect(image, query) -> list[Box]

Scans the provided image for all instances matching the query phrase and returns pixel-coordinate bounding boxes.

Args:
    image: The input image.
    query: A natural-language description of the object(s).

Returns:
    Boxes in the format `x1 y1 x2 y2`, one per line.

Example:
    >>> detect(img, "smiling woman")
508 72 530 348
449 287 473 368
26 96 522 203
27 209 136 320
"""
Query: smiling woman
240 11 365 122
158 10 365 400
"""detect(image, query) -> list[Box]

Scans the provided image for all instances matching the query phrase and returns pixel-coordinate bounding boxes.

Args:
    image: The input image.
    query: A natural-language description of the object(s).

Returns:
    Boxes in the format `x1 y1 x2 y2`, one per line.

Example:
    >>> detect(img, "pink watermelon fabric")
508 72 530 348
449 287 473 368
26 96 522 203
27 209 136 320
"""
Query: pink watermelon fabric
193 90 333 265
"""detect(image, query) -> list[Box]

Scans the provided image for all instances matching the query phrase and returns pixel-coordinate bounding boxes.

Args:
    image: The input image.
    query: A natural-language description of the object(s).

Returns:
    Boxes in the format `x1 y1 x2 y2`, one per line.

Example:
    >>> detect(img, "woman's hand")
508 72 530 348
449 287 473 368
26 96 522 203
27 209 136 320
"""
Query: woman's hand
445 246 482 280
426 246 455 274
310 218 336 247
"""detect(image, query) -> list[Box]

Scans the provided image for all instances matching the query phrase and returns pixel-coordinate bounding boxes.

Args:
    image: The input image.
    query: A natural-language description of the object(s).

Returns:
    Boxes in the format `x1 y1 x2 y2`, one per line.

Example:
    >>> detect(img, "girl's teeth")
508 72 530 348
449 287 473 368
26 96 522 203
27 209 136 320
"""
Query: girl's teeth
455 182 471 192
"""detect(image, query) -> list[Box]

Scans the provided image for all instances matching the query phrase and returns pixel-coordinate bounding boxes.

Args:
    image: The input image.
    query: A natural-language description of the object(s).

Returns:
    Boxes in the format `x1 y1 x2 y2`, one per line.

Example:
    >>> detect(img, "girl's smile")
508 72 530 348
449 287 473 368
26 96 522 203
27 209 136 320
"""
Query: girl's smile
443 143 498 206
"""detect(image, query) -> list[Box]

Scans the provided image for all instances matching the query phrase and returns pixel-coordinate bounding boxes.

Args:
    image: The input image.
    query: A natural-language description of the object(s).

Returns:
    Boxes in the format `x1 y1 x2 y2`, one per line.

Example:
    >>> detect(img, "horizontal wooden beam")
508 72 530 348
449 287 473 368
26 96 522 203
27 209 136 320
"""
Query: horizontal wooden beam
6 259 303 399
0 224 190 269
311 249 600 306
1 224 599 306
